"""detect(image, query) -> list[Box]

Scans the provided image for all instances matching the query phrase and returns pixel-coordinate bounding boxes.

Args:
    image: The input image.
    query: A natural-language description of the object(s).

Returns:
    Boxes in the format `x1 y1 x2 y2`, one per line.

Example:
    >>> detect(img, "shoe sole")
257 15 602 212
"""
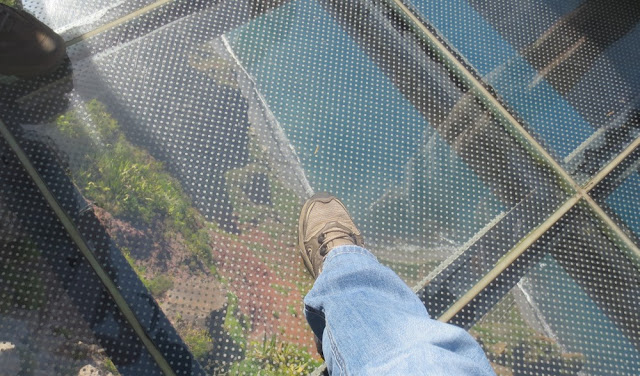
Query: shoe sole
1 7 67 78
298 192 334 278
8 41 66 78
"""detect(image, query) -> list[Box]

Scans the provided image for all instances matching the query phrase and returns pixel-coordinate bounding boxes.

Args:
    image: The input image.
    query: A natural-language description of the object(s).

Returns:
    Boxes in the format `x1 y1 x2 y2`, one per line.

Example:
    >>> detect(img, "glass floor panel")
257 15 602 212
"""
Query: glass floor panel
458 203 640 375
0 137 165 375
471 255 640 375
227 0 572 289
0 0 639 375
411 0 640 184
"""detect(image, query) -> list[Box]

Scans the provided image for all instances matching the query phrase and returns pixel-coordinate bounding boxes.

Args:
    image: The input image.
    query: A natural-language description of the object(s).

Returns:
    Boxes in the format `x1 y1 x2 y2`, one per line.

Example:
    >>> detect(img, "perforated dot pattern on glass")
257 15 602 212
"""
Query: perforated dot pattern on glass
454 204 640 375
591 148 640 242
0 0 639 375
411 0 640 184
0 138 165 376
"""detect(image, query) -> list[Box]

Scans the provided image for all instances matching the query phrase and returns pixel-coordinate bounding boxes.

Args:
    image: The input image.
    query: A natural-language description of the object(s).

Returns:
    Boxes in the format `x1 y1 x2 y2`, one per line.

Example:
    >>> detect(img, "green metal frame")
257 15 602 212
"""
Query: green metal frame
1 0 639 374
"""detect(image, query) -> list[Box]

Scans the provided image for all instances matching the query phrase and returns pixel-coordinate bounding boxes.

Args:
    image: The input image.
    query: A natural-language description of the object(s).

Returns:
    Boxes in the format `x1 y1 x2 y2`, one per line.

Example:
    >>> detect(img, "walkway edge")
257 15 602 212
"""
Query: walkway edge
0 119 178 376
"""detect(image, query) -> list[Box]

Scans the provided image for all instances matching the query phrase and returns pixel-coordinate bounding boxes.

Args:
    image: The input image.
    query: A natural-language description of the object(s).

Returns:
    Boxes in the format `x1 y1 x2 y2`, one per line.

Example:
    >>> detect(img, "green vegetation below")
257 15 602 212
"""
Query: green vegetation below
145 274 174 297
102 358 120 375
222 292 319 375
228 335 321 376
224 127 302 285
223 292 251 351
0 0 18 7
471 292 584 375
183 328 213 360
54 100 214 271
53 99 317 373
226 127 299 235
0 239 45 312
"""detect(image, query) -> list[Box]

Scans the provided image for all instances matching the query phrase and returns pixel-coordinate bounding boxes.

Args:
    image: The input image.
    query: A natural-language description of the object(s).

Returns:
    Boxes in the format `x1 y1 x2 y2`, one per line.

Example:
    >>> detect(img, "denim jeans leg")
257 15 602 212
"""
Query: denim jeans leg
303 245 495 376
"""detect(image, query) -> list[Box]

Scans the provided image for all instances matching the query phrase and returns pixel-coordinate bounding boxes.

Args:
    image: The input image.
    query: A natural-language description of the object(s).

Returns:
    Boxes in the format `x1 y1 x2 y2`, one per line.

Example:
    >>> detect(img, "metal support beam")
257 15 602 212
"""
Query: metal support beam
385 0 640 307
437 195 580 322
0 120 178 376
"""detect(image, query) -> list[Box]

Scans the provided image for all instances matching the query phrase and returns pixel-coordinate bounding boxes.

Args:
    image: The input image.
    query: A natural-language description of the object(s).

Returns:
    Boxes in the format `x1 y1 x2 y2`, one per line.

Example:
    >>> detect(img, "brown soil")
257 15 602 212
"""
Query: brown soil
93 206 205 277
211 227 316 350
92 205 316 353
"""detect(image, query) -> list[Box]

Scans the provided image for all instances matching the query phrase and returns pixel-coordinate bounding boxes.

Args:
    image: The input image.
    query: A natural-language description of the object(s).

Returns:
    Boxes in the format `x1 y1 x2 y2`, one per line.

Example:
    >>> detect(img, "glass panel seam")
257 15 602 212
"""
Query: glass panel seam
411 210 509 293
388 0 640 317
583 135 640 192
436 195 582 322
387 0 579 190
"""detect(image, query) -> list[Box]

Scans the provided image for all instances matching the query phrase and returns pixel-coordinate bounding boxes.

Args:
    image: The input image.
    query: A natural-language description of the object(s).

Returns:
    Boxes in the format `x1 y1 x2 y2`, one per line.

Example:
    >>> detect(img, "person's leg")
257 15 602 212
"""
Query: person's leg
298 193 494 375
304 245 495 375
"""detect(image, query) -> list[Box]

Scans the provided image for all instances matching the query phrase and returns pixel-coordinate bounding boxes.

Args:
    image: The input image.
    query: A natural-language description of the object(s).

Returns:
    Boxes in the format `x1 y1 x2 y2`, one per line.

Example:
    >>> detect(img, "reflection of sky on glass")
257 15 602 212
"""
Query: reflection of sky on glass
412 0 594 159
605 171 640 238
605 24 640 91
227 0 500 242
23 0 128 35
530 255 640 375
228 0 425 204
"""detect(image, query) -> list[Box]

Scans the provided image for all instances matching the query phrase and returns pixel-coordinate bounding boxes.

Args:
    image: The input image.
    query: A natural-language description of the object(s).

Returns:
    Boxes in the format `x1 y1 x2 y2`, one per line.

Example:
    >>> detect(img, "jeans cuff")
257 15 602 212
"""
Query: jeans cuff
324 245 377 266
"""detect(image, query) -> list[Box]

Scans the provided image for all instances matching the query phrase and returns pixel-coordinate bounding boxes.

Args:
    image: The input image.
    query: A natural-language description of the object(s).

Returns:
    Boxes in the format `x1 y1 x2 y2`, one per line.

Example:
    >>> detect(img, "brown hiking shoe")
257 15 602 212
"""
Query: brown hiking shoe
0 4 65 77
298 192 363 279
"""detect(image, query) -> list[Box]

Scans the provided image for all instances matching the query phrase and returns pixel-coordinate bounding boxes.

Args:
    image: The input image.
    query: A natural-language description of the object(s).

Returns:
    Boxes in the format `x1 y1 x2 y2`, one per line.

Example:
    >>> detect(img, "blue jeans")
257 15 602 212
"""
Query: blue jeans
304 246 496 375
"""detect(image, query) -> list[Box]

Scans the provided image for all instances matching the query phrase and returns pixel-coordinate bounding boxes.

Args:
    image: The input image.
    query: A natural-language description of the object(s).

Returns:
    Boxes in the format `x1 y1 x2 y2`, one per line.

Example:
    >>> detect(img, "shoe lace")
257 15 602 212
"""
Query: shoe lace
318 227 355 256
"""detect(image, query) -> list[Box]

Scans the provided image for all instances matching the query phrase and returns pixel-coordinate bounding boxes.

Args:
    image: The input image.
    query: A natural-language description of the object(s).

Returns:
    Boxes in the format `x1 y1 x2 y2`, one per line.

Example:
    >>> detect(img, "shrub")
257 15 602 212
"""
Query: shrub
145 274 174 297
103 358 119 375
183 328 213 360
0 0 18 8
54 100 215 267
228 335 321 375
224 293 251 350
